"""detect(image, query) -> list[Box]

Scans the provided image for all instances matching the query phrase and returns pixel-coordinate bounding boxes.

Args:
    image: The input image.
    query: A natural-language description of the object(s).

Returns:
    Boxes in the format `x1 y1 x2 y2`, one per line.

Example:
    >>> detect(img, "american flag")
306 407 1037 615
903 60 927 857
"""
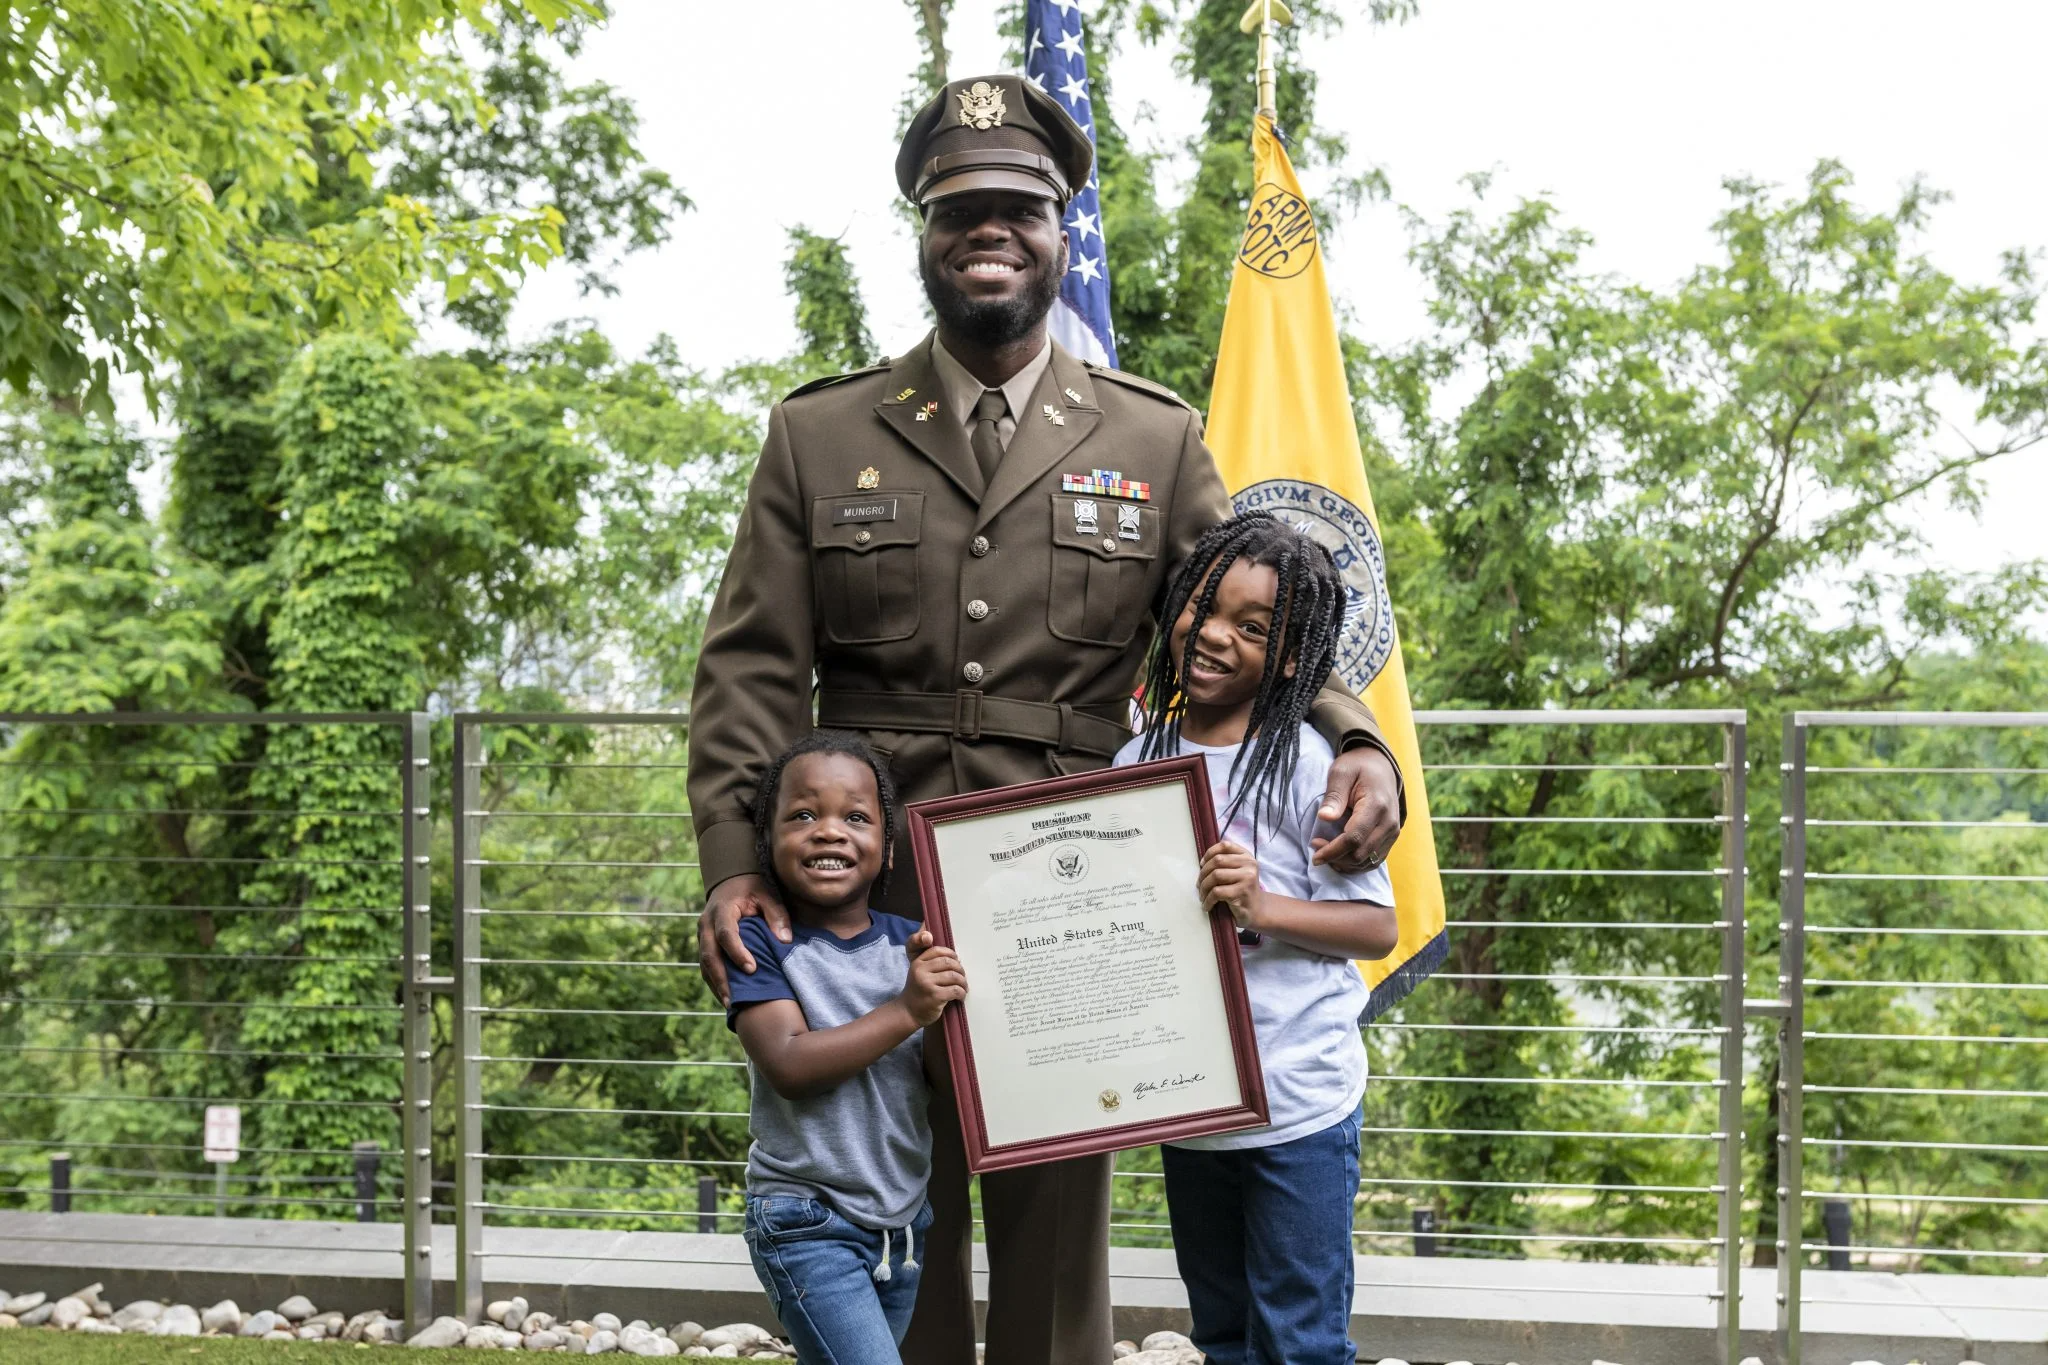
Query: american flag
1024 0 1118 368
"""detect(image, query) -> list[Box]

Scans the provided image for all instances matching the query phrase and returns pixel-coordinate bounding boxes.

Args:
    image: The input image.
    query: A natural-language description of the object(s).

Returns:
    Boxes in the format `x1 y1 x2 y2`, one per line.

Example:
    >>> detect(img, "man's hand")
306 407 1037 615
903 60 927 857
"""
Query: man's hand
697 873 791 1007
1311 744 1402 872
901 929 968 1026
1198 841 1265 931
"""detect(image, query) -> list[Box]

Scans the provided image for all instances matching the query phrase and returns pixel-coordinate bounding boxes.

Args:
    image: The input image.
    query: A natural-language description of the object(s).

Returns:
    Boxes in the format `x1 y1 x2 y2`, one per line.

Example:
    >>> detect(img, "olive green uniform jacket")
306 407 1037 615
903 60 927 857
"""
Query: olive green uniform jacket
687 332 1398 910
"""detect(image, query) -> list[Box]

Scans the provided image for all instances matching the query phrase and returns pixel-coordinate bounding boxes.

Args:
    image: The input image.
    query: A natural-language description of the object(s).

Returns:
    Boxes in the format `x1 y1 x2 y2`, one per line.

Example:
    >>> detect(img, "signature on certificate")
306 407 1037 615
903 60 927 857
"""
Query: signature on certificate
1131 1073 1206 1102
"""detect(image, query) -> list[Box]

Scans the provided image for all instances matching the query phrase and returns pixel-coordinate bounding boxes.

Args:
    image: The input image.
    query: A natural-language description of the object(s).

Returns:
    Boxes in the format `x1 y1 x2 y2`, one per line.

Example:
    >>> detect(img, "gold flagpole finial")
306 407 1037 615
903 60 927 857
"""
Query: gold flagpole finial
1237 0 1294 124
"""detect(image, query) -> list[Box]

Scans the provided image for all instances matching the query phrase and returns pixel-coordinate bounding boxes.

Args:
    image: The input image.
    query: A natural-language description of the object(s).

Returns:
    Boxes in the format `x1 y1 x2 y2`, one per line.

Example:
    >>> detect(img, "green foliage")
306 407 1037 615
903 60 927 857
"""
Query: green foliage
1351 165 2046 1265
385 4 692 338
0 0 593 413
785 230 879 373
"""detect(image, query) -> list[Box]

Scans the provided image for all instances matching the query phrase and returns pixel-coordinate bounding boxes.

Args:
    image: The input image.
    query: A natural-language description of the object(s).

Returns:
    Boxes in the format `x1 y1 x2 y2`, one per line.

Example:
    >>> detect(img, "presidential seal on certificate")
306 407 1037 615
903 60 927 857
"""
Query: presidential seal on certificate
905 755 1268 1172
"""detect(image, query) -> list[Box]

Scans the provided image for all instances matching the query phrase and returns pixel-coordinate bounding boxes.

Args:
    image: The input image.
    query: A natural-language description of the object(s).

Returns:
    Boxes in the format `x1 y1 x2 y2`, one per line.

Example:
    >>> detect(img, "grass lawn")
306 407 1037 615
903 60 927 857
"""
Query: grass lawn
0 1336 794 1364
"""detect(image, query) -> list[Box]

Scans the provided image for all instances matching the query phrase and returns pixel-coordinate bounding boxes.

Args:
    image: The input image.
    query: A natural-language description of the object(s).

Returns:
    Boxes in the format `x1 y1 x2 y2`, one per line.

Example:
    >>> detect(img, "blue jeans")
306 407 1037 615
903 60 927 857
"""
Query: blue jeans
1160 1109 1362 1365
743 1194 932 1365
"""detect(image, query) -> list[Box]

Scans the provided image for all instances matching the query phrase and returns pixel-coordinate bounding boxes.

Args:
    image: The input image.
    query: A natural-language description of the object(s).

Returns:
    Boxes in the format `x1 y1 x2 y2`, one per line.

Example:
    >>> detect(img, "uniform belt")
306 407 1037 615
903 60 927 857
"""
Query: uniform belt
816 689 1131 759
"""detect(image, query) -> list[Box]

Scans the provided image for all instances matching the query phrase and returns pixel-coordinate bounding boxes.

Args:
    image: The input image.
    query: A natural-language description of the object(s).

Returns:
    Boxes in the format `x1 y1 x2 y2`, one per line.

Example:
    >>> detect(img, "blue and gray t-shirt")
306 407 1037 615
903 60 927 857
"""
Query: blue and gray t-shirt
725 911 931 1229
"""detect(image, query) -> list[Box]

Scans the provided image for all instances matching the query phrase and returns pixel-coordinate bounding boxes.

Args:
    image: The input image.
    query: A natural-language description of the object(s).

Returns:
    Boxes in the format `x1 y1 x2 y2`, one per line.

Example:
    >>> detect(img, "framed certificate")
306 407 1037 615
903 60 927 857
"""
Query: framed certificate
905 755 1268 1173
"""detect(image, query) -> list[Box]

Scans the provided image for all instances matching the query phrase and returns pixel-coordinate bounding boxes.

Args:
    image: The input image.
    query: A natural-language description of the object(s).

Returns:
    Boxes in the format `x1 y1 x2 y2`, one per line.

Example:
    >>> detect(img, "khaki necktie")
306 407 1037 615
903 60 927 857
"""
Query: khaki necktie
971 388 1007 489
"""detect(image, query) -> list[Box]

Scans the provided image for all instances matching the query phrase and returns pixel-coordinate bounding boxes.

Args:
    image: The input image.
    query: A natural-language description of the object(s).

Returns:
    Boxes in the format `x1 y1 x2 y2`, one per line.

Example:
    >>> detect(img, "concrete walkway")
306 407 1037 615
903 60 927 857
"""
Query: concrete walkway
2 1212 2040 1364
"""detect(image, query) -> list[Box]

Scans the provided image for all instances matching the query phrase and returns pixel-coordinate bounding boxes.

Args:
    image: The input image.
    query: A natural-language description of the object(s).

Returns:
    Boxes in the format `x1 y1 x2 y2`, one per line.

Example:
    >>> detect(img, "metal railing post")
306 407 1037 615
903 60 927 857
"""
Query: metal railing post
400 713 435 1333
453 720 486 1323
1775 716 1809 1365
49 1151 70 1213
354 1142 381 1224
1715 718 1748 1365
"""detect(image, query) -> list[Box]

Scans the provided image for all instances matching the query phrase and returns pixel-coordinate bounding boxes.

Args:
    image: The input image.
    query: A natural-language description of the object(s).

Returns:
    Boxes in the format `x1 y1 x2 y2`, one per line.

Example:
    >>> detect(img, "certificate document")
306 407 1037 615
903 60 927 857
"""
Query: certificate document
906 755 1267 1172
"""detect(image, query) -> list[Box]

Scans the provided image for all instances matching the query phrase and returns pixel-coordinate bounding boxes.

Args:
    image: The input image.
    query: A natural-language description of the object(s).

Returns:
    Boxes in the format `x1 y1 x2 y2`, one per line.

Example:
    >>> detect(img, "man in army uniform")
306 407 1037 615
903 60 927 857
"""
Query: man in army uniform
688 74 1406 1364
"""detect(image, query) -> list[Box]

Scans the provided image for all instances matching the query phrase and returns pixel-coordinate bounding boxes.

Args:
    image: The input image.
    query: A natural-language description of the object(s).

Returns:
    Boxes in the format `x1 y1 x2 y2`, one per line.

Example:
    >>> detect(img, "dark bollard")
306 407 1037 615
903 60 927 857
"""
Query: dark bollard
697 1176 718 1235
352 1142 381 1223
1822 1198 1852 1270
1412 1207 1437 1258
50 1152 71 1213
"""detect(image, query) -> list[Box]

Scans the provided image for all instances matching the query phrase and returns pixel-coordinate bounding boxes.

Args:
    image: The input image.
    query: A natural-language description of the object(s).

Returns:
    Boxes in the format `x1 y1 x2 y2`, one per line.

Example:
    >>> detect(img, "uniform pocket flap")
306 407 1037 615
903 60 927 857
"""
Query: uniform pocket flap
810 491 924 552
1050 493 1160 561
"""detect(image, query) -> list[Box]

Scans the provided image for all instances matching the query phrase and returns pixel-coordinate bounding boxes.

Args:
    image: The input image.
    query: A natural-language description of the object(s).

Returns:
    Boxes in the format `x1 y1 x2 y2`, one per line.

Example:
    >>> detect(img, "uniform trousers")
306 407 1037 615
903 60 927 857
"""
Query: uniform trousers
899 1053 1115 1365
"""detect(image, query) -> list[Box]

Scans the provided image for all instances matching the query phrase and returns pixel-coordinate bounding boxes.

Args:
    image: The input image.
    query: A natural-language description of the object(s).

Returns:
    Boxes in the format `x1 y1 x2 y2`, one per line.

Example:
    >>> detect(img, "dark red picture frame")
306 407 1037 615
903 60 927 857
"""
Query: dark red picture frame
906 754 1268 1173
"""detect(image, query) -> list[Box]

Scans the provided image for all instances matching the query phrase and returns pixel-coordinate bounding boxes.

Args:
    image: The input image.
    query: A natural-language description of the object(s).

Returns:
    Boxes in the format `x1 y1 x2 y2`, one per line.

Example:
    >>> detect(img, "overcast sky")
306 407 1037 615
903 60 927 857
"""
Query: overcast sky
502 0 2046 585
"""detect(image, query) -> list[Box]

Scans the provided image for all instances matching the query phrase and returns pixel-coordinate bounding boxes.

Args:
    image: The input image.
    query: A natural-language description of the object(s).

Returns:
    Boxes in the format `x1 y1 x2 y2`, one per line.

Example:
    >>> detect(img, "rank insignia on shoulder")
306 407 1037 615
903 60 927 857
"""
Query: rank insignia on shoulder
1060 468 1152 502
856 467 880 490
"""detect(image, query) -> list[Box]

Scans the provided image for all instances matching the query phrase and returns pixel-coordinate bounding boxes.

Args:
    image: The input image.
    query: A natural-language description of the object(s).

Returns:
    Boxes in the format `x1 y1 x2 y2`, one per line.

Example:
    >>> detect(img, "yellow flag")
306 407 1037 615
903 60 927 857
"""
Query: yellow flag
1206 115 1446 1020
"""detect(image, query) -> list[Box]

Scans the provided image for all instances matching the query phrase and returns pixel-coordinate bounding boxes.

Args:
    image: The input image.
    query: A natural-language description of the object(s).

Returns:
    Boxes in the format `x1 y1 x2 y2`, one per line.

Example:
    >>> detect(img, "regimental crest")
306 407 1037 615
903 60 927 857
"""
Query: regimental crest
956 80 1008 130
856 467 880 490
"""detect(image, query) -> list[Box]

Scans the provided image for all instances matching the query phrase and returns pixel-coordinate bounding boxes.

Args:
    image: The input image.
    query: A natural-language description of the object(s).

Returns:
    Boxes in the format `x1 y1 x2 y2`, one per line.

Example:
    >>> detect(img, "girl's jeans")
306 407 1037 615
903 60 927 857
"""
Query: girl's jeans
1160 1108 1363 1365
742 1194 933 1365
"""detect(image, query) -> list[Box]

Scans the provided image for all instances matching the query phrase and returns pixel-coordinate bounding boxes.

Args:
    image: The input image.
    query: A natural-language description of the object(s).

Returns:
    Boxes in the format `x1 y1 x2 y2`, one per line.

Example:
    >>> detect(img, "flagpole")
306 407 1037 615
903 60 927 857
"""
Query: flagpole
1237 0 1294 124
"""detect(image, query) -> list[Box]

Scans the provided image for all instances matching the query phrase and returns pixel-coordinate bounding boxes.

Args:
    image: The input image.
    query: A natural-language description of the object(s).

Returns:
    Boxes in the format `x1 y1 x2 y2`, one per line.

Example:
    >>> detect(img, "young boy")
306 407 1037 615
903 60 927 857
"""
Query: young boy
725 731 967 1365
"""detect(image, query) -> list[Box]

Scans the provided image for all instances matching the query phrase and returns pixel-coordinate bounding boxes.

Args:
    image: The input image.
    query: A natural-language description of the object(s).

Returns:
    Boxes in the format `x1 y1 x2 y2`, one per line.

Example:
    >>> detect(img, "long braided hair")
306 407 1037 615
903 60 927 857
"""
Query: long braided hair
751 730 899 903
1138 511 1348 843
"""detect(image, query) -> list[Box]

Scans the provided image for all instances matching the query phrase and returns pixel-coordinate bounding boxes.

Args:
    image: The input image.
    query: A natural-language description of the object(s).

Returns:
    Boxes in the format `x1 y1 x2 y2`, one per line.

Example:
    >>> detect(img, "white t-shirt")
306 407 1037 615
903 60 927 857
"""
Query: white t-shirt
1113 723 1394 1150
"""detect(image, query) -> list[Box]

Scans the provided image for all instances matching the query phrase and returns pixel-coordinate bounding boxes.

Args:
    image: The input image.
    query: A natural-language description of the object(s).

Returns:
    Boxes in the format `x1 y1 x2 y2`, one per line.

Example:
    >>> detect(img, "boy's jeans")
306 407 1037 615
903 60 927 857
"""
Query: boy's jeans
743 1194 933 1365
1159 1109 1362 1365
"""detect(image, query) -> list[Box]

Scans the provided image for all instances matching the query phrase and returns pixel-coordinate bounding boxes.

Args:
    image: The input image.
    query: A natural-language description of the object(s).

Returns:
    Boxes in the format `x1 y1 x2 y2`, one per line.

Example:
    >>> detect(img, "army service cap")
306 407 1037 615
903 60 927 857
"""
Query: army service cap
896 74 1094 209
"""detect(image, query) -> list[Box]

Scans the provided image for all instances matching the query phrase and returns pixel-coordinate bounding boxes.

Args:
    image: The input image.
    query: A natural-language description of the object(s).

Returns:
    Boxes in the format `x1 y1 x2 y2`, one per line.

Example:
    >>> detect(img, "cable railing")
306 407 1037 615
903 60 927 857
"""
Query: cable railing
8 704 2045 1361
1777 711 2048 1365
0 712 435 1335
450 713 722 1319
1366 709 1748 1365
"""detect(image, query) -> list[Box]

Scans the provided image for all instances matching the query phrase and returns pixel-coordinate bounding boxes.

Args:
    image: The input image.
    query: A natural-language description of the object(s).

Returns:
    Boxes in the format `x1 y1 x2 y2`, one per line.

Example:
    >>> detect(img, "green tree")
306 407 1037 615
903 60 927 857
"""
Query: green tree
1354 164 2046 1260
0 0 592 412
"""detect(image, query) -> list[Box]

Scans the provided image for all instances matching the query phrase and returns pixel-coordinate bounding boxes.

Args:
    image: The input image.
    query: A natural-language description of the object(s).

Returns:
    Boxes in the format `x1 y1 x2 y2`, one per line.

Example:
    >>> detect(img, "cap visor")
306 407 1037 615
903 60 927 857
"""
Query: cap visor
920 167 1061 204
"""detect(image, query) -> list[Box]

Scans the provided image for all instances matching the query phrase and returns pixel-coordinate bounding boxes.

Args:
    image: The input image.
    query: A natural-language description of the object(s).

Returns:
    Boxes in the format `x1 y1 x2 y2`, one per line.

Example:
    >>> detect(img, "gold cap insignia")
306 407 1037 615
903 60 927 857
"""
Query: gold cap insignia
956 80 1007 131
856 467 880 490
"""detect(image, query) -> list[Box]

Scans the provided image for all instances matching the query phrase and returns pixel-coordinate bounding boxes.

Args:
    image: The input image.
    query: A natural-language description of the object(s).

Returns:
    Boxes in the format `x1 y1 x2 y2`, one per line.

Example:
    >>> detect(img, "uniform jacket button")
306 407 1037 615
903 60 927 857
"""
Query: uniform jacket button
1102 537 1117 553
963 662 985 685
967 599 990 621
854 529 872 545
969 535 991 557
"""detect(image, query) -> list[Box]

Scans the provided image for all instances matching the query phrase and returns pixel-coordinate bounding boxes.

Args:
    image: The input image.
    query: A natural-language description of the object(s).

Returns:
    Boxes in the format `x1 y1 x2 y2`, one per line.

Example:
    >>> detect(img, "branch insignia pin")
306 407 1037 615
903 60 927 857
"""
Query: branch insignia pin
1042 403 1066 427
914 400 939 422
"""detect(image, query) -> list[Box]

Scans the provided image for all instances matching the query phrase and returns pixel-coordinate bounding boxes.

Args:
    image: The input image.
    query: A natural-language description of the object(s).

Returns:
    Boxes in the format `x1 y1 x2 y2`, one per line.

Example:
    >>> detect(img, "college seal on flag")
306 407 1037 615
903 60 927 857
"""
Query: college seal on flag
1233 479 1395 693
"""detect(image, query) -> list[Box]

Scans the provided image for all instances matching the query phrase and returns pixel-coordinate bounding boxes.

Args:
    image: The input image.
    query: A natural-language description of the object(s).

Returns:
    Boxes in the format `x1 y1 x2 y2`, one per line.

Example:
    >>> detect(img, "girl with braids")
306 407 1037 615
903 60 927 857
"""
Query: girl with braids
723 730 966 1365
1114 511 1398 1364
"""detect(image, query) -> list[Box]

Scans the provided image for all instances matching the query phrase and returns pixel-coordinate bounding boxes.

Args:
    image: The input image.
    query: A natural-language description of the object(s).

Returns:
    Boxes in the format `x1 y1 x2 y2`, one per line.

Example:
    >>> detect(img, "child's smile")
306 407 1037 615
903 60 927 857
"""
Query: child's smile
771 752 888 920
1170 559 1297 736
